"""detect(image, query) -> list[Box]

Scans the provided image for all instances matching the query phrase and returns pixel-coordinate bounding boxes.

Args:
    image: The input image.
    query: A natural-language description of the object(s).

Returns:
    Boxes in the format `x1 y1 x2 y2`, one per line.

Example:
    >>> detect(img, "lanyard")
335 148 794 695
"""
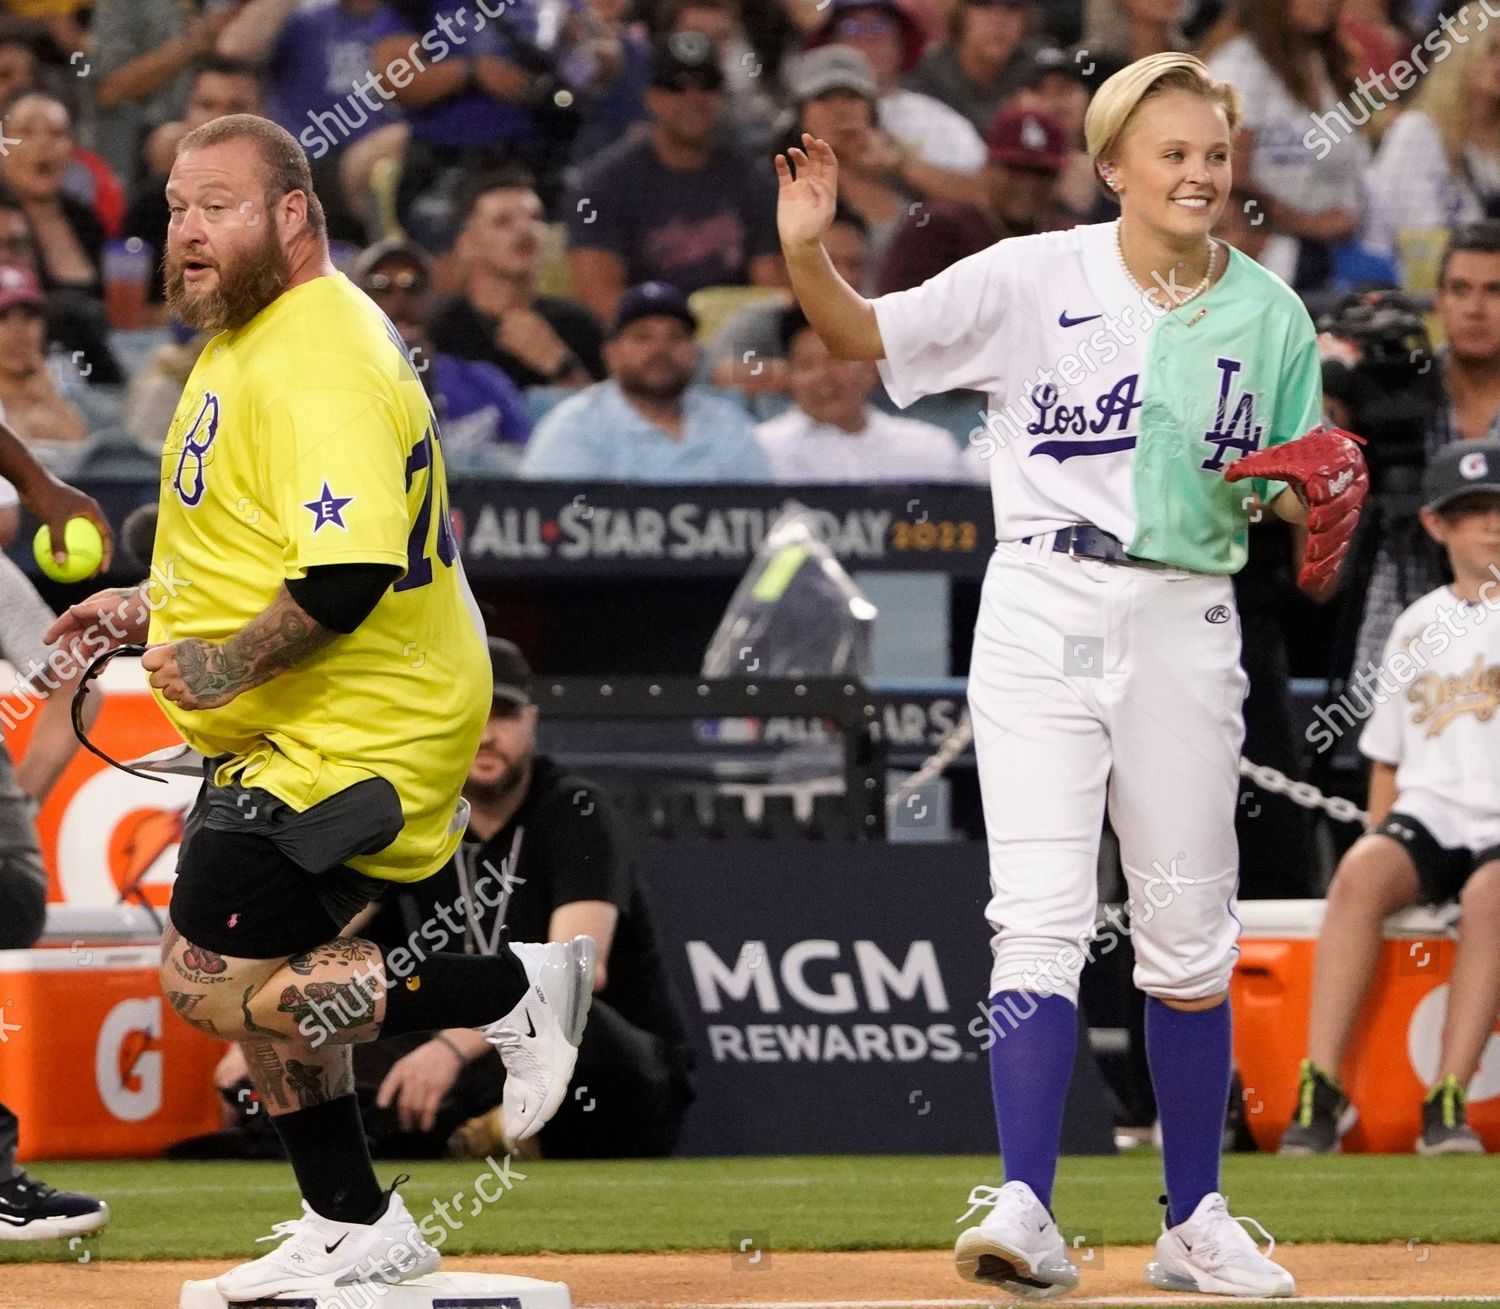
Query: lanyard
457 824 524 956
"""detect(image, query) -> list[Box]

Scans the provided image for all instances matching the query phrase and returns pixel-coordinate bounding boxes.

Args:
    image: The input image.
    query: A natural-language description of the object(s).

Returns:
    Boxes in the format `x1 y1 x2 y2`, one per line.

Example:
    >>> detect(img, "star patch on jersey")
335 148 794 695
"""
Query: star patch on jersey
303 482 353 532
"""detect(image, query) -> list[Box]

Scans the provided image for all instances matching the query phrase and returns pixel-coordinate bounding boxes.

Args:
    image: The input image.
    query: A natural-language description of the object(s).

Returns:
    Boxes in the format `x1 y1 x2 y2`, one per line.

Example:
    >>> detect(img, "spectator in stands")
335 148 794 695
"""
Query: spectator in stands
1200 0 1368 292
2 90 128 243
809 0 990 198
757 304 972 480
123 58 267 312
0 91 106 300
1081 0 1191 64
1013 45 1119 221
376 0 614 247
564 33 784 324
1341 0 1414 90
1353 222 1500 676
877 105 1072 294
359 639 695 1159
0 264 83 444
568 0 652 164
91 0 244 183
905 0 1041 136
1365 26 1500 283
0 30 36 105
430 167 604 389
0 198 122 386
0 500 106 1237
775 48 909 267
353 237 532 470
663 0 789 152
216 0 409 242
1280 439 1500 1158
707 205 870 397
520 280 770 480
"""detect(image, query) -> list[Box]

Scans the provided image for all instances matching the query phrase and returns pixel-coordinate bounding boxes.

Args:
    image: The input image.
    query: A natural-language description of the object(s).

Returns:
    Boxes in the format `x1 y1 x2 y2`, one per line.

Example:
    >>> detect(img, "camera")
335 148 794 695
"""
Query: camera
1317 290 1441 504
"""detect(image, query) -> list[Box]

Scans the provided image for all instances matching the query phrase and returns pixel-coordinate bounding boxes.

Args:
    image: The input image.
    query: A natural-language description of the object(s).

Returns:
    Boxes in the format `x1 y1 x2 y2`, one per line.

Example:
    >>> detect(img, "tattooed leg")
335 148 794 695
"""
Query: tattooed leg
239 937 389 1047
241 1039 354 1116
158 932 281 1039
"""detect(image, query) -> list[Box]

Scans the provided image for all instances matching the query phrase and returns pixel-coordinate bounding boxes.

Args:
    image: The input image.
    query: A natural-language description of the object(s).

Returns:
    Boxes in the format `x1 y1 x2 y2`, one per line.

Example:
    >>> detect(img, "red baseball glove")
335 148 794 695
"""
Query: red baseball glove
1223 425 1369 601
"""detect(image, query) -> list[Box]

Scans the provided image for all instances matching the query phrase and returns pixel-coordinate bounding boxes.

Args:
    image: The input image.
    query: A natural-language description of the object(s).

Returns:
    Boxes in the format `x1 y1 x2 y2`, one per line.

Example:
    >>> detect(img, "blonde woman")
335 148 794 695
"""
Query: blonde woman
777 51 1370 1298
1366 24 1500 274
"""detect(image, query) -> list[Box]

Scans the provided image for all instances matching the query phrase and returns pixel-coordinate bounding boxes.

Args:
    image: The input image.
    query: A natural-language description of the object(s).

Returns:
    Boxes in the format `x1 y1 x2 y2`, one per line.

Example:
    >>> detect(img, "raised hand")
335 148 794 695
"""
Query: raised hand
776 134 840 250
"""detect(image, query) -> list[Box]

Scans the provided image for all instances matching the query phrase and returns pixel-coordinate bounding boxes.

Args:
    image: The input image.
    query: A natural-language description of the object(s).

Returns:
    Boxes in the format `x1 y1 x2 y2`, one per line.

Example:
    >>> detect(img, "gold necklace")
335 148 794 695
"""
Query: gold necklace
1115 223 1220 325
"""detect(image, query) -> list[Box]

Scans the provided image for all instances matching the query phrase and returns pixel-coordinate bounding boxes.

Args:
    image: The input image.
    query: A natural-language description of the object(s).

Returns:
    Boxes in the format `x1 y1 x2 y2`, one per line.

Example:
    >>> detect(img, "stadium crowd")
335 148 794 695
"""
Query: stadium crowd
0 0 1486 575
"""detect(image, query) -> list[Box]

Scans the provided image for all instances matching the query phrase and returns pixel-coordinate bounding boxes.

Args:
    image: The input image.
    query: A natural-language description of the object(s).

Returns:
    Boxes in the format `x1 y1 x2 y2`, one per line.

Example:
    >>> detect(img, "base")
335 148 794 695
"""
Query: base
179 1271 572 1309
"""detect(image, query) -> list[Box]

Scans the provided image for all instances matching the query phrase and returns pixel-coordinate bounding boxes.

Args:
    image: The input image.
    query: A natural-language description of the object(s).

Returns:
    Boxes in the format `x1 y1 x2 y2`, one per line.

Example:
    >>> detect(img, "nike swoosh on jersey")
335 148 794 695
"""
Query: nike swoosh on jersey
325 1234 349 1254
524 1010 537 1039
1058 310 1103 328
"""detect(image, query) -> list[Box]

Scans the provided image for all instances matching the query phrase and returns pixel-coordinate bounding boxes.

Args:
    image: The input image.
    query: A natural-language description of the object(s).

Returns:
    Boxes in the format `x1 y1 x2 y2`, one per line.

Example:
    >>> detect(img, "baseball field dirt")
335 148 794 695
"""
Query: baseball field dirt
6 1245 1500 1308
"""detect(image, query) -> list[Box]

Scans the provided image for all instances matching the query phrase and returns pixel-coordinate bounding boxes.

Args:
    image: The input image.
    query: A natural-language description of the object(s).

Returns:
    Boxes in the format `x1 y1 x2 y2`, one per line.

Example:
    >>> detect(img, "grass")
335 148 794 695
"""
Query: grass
1 1151 1497 1265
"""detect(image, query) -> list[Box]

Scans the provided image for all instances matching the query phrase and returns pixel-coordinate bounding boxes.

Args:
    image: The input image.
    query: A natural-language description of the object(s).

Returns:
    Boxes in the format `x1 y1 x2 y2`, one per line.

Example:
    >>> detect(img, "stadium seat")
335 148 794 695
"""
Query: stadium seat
535 223 572 298
70 428 164 480
687 285 790 344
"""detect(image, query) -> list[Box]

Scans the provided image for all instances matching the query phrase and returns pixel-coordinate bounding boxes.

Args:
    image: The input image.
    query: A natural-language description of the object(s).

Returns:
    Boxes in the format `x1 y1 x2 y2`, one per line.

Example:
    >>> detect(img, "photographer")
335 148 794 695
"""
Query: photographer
357 639 695 1159
1350 222 1500 681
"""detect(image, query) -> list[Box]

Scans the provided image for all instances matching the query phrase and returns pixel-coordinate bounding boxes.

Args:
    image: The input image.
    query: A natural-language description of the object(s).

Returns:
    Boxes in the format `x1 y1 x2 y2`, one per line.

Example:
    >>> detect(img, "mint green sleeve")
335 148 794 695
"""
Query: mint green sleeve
1257 315 1324 506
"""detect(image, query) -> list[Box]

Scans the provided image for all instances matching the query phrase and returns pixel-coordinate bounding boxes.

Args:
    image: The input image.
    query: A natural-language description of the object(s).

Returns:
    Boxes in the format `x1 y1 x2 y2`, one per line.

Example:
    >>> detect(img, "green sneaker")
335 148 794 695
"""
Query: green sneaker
1278 1059 1353 1155
1418 1076 1484 1155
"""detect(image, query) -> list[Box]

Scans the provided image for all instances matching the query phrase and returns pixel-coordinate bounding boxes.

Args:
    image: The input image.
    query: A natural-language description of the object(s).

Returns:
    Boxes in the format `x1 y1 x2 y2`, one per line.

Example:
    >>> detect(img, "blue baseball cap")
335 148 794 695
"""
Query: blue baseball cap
612 281 698 336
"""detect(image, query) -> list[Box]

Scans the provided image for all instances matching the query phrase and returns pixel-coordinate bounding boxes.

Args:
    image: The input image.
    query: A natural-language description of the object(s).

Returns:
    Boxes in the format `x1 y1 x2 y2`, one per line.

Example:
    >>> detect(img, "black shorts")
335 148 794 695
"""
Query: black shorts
168 760 403 960
1372 812 1500 904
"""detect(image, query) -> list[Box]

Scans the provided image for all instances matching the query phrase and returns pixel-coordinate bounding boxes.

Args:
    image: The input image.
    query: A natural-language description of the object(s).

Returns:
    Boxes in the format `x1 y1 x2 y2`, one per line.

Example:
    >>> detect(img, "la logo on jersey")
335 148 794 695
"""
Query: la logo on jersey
171 391 220 506
1199 357 1264 471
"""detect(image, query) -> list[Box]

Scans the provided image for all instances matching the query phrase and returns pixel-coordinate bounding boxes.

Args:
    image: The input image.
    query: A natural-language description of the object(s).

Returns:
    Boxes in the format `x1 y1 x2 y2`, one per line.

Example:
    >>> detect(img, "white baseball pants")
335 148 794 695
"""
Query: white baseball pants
968 537 1247 1004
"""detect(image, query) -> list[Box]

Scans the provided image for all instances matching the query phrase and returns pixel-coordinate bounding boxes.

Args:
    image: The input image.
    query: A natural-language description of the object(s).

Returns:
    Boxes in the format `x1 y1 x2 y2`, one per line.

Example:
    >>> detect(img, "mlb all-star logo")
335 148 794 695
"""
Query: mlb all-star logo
303 482 353 532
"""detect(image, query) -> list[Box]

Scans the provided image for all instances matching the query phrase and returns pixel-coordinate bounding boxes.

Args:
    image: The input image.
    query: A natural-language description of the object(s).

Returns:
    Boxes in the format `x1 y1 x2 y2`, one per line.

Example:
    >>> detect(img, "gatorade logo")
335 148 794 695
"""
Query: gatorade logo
96 998 163 1122
1408 985 1500 1102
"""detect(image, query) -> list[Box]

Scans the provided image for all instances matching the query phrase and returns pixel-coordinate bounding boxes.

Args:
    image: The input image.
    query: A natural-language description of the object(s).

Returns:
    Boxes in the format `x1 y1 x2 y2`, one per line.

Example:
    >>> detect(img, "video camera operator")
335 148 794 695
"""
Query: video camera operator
1332 222 1500 685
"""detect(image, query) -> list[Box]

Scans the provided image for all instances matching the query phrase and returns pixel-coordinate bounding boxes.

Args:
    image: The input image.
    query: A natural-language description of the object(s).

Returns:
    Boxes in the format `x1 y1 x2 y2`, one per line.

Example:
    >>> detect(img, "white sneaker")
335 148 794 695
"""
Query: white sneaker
1144 1192 1295 1298
953 1180 1080 1299
484 936 596 1141
216 1189 439 1302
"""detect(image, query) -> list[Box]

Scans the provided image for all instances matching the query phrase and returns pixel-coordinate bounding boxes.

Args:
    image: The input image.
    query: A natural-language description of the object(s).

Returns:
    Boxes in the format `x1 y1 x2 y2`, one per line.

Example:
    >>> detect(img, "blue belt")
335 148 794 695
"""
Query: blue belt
1020 524 1169 568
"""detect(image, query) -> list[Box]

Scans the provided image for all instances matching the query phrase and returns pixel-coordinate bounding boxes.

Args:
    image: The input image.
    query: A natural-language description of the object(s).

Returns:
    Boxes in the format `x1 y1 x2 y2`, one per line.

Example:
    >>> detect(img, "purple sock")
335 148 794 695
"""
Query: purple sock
1146 997 1232 1228
987 990 1077 1210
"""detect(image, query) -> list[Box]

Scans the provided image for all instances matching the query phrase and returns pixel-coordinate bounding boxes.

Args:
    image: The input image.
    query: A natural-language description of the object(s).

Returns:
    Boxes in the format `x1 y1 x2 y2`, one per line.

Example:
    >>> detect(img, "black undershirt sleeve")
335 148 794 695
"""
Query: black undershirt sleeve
285 563 402 635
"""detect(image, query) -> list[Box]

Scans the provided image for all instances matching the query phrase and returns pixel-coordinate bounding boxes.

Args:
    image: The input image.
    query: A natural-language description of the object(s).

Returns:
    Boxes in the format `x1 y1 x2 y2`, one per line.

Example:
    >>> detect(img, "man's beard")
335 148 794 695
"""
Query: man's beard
165 229 292 332
464 756 529 806
620 364 691 403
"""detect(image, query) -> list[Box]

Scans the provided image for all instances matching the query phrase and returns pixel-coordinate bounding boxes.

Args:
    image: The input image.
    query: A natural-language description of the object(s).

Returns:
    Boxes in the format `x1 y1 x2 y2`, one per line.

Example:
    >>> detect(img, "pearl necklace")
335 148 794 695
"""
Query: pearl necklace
1115 223 1220 324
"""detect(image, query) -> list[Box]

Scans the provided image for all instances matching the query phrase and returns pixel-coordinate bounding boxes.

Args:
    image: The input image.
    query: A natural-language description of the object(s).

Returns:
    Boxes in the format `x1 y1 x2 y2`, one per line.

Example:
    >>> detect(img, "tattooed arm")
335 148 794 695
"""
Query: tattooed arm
141 585 338 711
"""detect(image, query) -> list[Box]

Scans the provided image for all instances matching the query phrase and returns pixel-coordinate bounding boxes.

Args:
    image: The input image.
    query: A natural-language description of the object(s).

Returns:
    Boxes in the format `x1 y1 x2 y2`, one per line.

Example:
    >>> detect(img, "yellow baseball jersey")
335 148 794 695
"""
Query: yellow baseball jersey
150 273 490 883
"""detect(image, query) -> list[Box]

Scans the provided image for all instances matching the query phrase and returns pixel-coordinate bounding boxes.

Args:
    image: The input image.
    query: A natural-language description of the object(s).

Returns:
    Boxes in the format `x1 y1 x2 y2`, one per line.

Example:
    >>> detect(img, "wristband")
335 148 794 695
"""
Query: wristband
434 1033 468 1065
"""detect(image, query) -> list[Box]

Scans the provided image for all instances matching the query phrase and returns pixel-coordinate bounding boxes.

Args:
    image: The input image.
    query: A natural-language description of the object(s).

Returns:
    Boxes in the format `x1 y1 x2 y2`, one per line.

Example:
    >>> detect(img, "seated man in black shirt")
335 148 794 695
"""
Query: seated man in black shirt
354 639 694 1159
428 166 605 391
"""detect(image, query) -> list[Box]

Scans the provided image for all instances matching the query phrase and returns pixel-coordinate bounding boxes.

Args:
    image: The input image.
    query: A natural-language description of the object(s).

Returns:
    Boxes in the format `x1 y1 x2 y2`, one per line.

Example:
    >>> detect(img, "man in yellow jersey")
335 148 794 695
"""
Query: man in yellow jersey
43 115 595 1303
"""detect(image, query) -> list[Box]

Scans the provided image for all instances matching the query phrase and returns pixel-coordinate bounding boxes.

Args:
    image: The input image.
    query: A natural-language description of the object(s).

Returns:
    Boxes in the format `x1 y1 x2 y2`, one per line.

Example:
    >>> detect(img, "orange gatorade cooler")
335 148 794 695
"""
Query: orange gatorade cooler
1231 900 1500 1153
0 947 224 1160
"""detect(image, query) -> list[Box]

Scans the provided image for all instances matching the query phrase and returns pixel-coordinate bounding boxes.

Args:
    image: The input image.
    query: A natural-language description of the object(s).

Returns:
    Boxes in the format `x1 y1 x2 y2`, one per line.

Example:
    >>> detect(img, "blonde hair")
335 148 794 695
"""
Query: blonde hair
1412 21 1500 179
1084 52 1242 178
